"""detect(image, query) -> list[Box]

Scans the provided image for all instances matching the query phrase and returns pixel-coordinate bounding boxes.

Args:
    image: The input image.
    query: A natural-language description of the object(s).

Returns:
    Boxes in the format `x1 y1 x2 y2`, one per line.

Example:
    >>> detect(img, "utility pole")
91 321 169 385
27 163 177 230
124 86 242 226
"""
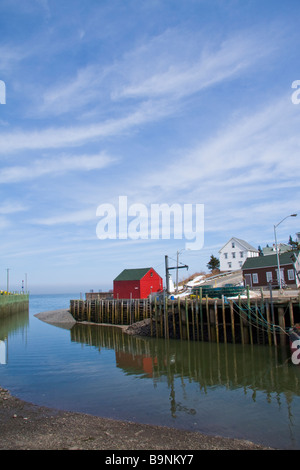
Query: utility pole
165 255 188 295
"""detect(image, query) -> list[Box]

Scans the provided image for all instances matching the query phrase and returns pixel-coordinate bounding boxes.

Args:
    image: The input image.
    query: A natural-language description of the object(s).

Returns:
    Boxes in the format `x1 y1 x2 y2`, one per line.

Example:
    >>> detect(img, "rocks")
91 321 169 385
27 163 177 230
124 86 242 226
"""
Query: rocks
123 318 156 336
34 309 76 329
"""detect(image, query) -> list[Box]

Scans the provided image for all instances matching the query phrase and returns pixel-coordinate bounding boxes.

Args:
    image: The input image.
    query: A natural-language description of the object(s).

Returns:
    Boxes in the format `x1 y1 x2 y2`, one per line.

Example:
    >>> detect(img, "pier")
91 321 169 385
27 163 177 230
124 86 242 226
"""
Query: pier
0 293 29 318
70 289 300 347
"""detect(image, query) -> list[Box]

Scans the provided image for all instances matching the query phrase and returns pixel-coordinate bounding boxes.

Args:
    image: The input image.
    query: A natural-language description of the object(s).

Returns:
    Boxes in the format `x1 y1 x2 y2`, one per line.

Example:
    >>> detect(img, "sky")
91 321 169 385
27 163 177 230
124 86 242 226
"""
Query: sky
1 0 300 294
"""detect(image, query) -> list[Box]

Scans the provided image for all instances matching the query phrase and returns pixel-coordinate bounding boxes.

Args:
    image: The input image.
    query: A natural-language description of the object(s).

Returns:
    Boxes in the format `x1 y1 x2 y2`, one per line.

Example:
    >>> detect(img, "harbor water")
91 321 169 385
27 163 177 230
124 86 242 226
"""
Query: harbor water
1 293 300 449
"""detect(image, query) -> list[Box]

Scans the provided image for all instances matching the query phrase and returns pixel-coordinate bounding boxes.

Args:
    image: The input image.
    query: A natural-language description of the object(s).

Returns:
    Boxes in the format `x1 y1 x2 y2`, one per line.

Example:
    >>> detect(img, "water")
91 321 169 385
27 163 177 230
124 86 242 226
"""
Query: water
1 294 300 449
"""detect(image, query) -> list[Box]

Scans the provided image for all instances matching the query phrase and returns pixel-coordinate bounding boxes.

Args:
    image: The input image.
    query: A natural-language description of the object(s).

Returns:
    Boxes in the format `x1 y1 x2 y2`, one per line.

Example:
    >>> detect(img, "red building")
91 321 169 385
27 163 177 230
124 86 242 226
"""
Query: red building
242 252 300 288
113 267 163 299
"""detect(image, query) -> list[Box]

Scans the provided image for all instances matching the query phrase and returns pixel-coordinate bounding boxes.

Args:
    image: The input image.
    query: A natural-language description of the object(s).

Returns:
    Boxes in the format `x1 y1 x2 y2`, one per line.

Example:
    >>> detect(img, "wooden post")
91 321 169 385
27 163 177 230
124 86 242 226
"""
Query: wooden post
191 300 195 340
195 298 200 341
289 300 294 328
265 300 272 346
239 295 244 344
199 289 204 342
172 301 176 339
247 287 253 345
185 298 190 341
221 296 227 343
178 297 183 340
230 300 235 344
278 306 286 347
206 295 211 342
165 296 169 340
155 296 158 338
214 300 219 343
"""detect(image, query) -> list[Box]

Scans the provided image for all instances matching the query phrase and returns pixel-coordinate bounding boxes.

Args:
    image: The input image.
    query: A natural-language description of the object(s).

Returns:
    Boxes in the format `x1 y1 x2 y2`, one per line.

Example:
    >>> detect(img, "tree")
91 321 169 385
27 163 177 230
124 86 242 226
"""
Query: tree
207 255 220 272
288 235 300 251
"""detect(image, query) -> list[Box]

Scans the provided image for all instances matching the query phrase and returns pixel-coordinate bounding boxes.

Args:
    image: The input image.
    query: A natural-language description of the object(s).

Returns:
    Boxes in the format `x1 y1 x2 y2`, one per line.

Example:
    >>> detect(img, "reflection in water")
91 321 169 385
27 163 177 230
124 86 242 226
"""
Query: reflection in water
1 309 300 449
0 309 29 364
70 323 300 422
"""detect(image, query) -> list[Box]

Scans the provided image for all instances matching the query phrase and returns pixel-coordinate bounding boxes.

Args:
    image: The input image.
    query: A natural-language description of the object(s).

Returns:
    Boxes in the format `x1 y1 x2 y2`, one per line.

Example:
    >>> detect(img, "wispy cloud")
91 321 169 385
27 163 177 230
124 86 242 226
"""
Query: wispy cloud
0 99 175 154
113 30 275 101
0 152 116 183
0 201 28 214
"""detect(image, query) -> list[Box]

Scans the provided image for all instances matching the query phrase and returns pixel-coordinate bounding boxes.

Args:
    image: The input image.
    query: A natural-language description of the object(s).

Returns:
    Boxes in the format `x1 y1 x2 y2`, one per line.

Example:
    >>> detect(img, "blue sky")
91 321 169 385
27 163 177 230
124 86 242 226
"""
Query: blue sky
1 0 300 294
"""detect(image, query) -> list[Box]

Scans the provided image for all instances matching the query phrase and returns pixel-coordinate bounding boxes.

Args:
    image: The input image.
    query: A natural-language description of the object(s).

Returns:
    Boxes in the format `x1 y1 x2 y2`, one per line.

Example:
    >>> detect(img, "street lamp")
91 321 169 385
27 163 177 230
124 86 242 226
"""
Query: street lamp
274 213 297 289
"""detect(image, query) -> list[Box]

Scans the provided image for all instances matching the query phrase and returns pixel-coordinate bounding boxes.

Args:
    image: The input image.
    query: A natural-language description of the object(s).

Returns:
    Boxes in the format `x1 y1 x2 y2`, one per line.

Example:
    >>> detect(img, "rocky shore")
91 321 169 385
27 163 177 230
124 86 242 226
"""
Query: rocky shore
0 386 272 450
0 309 275 450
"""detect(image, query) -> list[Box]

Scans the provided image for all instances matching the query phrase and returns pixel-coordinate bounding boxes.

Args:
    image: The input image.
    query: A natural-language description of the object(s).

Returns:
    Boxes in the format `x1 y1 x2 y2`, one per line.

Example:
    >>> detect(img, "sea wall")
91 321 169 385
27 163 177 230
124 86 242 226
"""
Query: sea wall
0 293 29 317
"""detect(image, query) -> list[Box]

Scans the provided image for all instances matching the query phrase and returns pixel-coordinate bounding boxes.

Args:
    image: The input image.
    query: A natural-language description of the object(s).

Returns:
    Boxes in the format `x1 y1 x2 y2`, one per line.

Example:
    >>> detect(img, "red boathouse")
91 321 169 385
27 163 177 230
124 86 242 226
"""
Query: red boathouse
113 267 163 299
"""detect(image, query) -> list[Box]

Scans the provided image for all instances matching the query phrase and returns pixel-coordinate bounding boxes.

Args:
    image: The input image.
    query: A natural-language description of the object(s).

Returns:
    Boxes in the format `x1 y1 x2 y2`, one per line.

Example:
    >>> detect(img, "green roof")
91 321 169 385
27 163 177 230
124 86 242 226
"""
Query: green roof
242 252 298 270
114 268 153 281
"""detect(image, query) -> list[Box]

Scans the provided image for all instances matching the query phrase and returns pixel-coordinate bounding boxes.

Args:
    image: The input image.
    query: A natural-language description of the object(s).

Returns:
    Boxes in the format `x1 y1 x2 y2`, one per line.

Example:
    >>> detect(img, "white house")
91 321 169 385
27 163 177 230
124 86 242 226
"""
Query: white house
219 237 259 272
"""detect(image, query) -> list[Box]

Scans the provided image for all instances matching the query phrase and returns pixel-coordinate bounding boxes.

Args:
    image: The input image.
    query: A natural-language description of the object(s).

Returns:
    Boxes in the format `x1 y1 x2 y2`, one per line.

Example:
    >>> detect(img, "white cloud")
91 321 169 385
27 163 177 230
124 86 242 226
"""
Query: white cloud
33 208 97 226
142 95 300 194
0 99 173 154
0 152 116 183
112 29 275 101
0 201 28 213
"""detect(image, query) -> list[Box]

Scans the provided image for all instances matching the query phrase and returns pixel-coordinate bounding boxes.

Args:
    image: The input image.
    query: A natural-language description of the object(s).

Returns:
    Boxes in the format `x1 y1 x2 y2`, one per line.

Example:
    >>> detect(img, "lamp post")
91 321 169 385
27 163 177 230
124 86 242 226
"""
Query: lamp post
274 214 297 289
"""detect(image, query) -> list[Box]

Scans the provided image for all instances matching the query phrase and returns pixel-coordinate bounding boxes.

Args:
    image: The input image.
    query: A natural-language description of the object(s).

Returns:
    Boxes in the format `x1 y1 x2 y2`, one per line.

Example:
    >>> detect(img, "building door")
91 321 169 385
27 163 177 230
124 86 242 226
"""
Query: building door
244 274 252 287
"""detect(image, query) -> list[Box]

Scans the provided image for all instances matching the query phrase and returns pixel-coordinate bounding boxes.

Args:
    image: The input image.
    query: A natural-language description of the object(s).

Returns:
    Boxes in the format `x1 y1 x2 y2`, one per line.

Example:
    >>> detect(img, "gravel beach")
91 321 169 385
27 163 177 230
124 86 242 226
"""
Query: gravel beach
0 309 275 451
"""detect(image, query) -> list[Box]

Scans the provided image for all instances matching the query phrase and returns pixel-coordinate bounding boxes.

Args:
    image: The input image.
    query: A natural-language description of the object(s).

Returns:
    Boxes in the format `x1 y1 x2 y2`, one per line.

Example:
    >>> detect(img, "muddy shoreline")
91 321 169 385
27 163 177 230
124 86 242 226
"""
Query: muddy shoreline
0 309 275 450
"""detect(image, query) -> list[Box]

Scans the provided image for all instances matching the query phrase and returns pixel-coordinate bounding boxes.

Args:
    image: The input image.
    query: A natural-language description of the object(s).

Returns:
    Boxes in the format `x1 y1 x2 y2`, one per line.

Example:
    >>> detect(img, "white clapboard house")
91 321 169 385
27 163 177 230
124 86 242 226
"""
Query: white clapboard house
219 237 259 272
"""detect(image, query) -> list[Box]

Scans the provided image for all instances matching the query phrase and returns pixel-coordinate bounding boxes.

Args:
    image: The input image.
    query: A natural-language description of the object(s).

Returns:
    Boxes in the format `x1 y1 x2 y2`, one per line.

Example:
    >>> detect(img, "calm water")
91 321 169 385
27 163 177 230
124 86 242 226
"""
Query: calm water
1 294 300 449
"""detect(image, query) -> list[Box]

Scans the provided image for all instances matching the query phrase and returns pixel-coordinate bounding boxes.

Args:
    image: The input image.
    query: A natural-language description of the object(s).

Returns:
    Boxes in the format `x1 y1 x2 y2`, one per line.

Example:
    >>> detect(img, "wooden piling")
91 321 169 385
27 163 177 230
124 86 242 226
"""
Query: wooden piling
69 294 299 348
289 300 294 328
265 300 272 346
238 295 244 345
221 296 227 344
230 300 235 344
199 289 204 342
178 297 183 340
214 300 219 343
206 296 211 342
185 298 190 341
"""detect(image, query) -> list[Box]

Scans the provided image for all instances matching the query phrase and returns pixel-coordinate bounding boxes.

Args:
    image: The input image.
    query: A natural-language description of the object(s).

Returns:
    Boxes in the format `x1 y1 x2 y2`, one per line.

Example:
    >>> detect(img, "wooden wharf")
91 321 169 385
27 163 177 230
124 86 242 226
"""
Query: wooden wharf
70 289 300 347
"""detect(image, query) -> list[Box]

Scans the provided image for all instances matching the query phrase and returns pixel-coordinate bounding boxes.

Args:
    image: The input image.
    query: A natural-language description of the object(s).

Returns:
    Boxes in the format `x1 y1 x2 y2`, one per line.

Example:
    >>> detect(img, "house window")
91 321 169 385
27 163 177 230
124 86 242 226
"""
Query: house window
232 242 235 248
224 253 228 259
228 262 232 268
288 269 295 281
240 252 244 258
239 261 243 267
252 273 259 284
266 272 273 283
232 252 236 258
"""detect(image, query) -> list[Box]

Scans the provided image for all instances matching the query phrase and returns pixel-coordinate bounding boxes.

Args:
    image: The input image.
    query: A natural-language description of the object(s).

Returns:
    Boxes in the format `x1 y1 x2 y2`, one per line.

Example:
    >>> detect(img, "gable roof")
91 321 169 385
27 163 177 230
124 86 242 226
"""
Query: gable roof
262 244 290 255
242 252 298 270
114 268 154 282
219 237 258 253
